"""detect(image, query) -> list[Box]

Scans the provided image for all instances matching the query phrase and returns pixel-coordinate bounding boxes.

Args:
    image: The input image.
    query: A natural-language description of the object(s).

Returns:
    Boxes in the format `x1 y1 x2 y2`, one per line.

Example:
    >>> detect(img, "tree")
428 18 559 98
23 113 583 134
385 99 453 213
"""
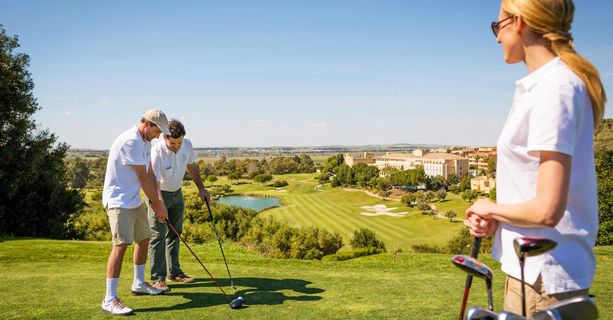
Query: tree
0 25 85 238
417 199 431 214
254 174 273 186
67 158 90 189
401 193 416 207
429 209 438 220
424 190 435 202
436 188 447 202
445 211 458 222
350 228 386 251
207 175 218 185
487 156 497 177
227 171 241 184
430 175 446 191
489 187 497 202
378 189 390 200
447 173 459 185
459 174 471 191
462 190 478 203
595 150 613 245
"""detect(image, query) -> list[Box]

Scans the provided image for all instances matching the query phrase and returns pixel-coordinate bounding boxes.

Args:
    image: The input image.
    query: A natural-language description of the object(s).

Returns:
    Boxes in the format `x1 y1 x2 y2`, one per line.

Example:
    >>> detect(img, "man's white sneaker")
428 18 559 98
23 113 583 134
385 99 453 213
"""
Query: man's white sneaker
131 282 164 296
101 298 134 316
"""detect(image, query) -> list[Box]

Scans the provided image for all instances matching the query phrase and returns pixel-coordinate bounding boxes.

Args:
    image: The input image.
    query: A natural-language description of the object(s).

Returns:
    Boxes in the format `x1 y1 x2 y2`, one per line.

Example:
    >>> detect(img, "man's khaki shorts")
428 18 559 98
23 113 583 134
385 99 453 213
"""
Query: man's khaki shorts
107 204 151 246
504 274 589 318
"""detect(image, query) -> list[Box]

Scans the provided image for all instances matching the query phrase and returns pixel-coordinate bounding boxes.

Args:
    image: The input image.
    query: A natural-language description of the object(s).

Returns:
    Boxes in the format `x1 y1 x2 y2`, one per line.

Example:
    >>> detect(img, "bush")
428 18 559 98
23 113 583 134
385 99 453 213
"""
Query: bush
322 247 386 261
91 191 102 202
350 228 386 251
272 180 288 188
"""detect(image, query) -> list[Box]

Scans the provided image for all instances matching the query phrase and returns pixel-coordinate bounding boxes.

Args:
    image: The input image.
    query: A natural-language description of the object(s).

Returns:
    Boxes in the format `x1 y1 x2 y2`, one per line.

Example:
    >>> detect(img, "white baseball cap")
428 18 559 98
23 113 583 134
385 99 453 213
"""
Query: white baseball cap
142 109 171 135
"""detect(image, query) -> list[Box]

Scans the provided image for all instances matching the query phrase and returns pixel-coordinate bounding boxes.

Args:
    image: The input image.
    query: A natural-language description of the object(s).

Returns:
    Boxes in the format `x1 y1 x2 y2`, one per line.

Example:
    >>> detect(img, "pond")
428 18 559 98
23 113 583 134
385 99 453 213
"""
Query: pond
216 195 281 211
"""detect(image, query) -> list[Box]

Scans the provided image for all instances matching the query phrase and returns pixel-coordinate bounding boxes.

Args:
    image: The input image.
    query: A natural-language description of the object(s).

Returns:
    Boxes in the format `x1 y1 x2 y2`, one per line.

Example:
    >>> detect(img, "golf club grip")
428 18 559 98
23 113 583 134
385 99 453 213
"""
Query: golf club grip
458 237 483 320
165 219 231 302
203 198 235 283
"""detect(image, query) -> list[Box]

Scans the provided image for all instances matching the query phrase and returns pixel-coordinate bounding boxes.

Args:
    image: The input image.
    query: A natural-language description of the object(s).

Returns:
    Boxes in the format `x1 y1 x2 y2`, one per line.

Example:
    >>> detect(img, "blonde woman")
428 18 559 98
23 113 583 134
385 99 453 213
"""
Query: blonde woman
466 0 606 317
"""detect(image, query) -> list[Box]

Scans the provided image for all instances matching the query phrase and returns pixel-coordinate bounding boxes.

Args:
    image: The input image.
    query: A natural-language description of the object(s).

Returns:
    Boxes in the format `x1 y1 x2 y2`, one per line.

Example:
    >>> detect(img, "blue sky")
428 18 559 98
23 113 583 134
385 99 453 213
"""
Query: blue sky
2 0 612 149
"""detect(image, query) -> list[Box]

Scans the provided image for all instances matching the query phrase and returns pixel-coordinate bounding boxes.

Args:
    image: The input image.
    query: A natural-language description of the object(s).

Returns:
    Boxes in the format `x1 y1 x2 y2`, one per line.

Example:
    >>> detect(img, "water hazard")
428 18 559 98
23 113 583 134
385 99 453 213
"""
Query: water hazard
216 195 281 211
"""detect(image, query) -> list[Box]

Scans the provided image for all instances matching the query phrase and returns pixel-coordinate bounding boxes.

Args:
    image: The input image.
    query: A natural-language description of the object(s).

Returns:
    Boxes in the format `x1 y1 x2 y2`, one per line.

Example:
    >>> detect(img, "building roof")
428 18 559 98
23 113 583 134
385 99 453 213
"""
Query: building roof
378 152 467 160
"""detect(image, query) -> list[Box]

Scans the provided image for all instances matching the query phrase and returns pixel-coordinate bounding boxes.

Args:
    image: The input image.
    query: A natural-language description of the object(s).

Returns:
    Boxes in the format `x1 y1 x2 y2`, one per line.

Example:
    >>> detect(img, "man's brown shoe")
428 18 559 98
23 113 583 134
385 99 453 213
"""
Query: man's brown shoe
152 280 170 292
168 273 194 283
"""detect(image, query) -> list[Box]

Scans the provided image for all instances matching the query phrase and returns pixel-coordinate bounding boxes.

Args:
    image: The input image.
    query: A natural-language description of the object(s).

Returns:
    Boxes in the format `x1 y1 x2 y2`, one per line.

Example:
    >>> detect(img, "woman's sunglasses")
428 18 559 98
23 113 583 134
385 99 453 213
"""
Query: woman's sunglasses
491 15 514 37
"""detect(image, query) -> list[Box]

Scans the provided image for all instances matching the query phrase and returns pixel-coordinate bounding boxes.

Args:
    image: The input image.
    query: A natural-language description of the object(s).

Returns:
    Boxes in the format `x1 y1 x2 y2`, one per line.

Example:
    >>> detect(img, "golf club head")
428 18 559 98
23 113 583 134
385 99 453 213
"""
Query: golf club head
466 306 497 320
498 310 526 320
231 281 236 289
513 237 557 259
230 296 244 309
452 255 494 281
531 296 598 320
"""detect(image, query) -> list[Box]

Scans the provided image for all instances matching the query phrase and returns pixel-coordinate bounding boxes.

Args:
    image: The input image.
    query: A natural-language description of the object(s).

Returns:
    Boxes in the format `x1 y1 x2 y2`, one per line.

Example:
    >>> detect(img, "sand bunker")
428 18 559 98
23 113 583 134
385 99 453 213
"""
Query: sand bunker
360 204 409 217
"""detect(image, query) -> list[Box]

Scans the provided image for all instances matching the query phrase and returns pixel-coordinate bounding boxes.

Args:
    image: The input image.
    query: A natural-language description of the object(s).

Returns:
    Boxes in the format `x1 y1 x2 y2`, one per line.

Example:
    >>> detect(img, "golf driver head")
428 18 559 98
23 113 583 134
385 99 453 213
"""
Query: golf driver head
513 237 557 259
451 255 494 282
466 306 497 320
497 310 526 320
531 296 598 320
230 296 244 309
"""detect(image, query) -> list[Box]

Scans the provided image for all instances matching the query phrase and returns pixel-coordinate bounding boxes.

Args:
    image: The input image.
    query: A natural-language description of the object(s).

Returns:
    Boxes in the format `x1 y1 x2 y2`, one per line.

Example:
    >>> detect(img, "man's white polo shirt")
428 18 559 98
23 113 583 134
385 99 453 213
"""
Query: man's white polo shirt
103 126 151 209
152 138 196 192
492 57 598 294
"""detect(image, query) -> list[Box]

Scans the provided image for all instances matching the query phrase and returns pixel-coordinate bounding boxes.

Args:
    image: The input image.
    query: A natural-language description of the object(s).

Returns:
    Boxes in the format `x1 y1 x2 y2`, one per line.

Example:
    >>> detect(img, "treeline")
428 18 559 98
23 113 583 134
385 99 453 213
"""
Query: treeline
196 154 316 178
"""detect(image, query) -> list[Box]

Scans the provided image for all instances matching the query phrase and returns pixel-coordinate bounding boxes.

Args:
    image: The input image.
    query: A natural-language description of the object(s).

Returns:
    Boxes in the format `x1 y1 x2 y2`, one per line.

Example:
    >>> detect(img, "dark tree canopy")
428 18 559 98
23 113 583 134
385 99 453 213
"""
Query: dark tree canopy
0 25 84 238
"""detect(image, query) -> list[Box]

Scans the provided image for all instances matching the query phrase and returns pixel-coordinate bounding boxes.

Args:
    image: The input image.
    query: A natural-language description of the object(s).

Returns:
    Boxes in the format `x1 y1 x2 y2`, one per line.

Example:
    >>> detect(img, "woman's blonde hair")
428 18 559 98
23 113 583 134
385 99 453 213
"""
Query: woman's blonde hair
502 0 606 129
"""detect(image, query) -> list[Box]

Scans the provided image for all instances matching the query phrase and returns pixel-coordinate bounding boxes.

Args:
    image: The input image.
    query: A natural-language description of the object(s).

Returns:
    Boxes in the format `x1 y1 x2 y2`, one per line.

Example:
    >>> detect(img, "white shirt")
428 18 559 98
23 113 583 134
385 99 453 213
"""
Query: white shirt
492 57 598 294
103 126 151 209
152 138 196 192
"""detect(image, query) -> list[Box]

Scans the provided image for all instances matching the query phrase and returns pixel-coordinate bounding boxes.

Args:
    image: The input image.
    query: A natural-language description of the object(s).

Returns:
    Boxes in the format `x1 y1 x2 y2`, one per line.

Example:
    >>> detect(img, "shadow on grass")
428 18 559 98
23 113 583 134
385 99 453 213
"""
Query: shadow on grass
134 277 323 312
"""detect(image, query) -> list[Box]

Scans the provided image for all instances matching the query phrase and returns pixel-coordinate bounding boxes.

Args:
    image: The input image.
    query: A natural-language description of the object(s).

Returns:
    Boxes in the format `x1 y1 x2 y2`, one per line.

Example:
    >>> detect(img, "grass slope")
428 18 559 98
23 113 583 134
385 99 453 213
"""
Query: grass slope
1 238 611 320
189 173 469 251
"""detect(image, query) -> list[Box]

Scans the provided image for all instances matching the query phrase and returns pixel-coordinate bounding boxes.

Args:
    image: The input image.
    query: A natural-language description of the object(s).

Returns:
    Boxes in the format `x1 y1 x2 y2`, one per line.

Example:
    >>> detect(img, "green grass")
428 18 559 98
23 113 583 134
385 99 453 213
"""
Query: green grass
186 174 469 251
1 238 611 320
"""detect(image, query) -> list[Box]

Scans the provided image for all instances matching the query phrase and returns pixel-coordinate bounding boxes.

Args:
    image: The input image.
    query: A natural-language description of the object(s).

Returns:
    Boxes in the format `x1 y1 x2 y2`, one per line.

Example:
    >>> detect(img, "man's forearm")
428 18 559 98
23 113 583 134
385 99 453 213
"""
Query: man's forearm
187 164 206 191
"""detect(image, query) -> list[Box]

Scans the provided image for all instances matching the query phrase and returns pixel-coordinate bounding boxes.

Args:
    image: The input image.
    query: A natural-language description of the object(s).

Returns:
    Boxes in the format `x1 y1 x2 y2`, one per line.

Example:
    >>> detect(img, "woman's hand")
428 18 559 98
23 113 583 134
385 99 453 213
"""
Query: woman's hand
467 198 499 237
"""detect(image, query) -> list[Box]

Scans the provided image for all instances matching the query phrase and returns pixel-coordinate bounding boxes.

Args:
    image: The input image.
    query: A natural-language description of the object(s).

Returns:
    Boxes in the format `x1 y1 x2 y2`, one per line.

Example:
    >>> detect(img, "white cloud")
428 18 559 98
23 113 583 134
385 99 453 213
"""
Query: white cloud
62 111 72 116
308 122 327 128
253 120 272 128
99 98 110 104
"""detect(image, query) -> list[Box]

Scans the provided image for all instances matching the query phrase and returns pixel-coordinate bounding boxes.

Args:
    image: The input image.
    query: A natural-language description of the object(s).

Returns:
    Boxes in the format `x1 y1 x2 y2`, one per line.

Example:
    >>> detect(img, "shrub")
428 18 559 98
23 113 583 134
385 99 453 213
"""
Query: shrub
350 228 386 251
322 247 386 261
272 180 288 188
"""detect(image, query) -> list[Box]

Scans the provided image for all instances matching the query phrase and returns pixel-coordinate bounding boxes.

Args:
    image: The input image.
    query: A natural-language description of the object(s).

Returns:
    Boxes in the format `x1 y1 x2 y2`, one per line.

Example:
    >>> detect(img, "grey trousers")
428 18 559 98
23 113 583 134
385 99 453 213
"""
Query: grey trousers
146 189 185 282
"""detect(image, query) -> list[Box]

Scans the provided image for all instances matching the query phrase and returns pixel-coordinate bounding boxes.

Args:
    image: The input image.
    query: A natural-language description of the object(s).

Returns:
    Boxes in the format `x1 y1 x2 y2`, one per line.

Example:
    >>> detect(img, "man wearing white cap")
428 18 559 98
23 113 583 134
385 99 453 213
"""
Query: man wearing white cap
100 110 170 316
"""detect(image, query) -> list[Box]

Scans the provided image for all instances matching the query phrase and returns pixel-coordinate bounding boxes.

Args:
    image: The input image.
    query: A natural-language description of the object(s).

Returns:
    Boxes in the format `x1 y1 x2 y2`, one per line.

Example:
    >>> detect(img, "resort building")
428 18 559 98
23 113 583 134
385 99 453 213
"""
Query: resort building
344 150 469 179
471 176 497 193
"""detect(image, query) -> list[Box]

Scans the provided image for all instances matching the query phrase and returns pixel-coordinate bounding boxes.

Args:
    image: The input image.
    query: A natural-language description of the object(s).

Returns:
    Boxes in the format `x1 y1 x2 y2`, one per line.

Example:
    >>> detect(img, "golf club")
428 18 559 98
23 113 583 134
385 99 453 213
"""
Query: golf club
165 219 244 309
452 255 494 312
498 310 526 320
513 237 557 317
531 296 598 320
203 197 236 289
459 237 483 320
466 306 497 320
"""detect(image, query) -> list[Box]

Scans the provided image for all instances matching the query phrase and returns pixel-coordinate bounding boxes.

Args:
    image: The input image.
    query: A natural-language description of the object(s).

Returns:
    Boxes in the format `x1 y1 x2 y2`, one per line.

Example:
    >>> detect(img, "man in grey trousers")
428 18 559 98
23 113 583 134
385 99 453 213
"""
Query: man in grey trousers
147 120 210 292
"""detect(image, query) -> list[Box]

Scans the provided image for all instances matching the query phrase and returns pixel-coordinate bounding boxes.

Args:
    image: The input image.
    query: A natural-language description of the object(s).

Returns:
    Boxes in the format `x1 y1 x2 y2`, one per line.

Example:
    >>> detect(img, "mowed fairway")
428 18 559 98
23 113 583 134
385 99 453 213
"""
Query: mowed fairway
192 173 469 251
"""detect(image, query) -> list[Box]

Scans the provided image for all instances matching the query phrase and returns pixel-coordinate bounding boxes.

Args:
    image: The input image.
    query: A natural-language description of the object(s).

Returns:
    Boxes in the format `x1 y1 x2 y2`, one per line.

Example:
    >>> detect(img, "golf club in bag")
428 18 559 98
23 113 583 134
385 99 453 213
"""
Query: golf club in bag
459 237 483 320
466 306 498 320
203 197 236 289
513 237 557 317
165 218 244 309
531 296 598 320
452 254 494 312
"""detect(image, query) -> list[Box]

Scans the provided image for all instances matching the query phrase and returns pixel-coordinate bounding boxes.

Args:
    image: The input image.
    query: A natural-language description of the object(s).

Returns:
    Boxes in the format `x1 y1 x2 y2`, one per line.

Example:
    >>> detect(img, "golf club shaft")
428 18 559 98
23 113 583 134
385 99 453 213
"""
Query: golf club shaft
486 280 493 311
520 257 526 317
203 197 234 286
459 237 482 320
166 218 231 302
